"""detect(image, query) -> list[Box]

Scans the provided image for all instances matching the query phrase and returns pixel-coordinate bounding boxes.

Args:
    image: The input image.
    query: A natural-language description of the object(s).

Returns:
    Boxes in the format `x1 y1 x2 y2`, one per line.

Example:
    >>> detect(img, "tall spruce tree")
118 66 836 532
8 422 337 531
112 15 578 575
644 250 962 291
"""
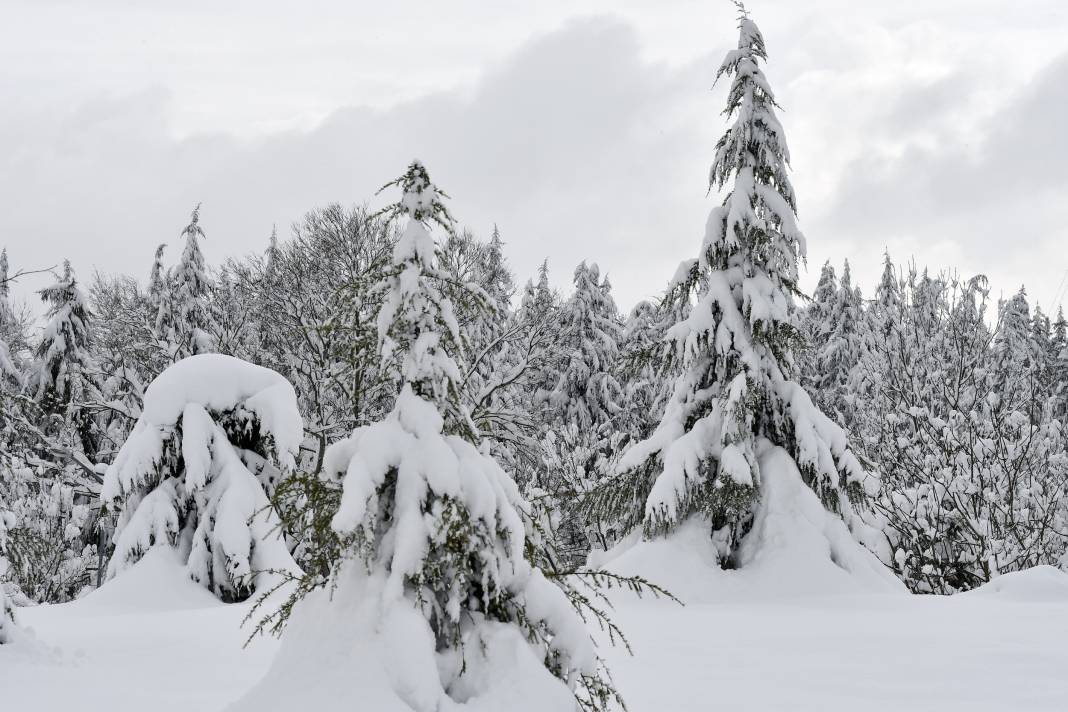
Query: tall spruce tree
615 5 873 556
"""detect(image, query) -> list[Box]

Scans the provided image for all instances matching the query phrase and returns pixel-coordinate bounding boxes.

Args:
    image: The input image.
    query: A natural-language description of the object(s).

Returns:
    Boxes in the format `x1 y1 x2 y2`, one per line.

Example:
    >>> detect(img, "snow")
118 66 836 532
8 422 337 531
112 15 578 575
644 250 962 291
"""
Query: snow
70 547 221 613
228 564 575 712
0 549 278 711
5 518 1068 710
606 445 902 603
964 565 1068 602
136 354 304 469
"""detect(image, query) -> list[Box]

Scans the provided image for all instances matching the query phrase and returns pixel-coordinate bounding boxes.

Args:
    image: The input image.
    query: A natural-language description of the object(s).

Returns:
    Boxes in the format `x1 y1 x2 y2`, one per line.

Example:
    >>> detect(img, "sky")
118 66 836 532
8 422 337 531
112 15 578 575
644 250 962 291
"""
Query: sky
2 0 1067 318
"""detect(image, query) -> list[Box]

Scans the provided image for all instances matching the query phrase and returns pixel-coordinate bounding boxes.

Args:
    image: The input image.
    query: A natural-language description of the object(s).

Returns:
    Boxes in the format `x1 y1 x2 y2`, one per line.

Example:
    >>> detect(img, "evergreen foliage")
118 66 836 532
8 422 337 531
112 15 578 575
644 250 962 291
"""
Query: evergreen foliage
614 5 874 559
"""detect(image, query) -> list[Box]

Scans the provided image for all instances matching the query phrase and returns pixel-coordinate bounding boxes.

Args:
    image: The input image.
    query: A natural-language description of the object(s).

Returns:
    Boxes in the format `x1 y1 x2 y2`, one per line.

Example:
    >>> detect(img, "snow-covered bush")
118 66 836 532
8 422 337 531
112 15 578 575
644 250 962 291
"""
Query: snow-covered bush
101 354 301 601
856 267 1068 592
0 463 98 603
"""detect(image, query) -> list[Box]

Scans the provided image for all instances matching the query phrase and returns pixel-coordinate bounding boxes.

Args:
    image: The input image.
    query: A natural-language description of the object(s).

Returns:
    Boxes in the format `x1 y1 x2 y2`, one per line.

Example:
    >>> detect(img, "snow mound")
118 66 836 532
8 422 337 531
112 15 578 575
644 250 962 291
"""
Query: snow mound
72 547 221 613
601 445 904 603
230 566 574 712
964 566 1068 602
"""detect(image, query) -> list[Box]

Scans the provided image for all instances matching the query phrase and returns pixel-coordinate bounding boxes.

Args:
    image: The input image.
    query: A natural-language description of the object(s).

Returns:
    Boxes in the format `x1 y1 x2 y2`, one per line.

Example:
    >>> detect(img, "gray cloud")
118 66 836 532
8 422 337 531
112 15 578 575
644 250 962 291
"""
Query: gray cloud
2 7 1067 321
1 16 716 313
815 52 1068 307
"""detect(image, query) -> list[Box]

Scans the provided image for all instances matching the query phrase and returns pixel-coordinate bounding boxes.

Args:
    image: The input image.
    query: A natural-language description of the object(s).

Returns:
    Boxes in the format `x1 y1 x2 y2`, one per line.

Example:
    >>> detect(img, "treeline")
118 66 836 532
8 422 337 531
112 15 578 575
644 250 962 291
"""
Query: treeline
1 207 1064 604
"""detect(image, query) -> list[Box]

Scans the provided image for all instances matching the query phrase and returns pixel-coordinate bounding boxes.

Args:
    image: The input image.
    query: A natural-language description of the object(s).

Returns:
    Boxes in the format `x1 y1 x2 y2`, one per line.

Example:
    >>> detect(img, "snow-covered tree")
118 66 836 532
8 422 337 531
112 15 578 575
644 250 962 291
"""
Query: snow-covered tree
546 262 623 433
536 262 626 561
28 261 96 418
101 354 302 601
1051 307 1068 420
616 299 674 442
0 499 16 644
800 260 838 399
315 161 612 710
992 287 1034 401
0 249 21 385
156 205 218 360
614 7 874 559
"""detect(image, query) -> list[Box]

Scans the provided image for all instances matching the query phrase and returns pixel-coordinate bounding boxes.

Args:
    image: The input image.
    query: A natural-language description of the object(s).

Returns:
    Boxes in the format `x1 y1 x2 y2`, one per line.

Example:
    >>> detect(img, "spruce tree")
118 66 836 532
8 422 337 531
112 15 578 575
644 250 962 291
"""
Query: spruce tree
321 161 612 710
823 260 864 428
157 205 218 360
1051 307 1068 419
29 260 96 417
547 262 623 433
801 260 838 399
993 287 1035 414
615 5 873 556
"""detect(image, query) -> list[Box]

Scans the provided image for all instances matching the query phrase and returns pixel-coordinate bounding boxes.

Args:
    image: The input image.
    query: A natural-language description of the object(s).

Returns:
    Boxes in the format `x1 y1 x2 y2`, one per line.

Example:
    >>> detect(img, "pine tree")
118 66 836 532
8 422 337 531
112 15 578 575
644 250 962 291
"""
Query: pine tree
147 243 167 314
617 299 674 442
615 5 873 557
481 225 516 330
319 161 614 710
537 262 626 560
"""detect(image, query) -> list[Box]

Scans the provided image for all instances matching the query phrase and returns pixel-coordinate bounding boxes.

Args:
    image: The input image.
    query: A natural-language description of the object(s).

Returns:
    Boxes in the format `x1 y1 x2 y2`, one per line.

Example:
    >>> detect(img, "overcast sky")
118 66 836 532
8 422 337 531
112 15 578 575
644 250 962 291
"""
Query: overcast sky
3 0 1067 317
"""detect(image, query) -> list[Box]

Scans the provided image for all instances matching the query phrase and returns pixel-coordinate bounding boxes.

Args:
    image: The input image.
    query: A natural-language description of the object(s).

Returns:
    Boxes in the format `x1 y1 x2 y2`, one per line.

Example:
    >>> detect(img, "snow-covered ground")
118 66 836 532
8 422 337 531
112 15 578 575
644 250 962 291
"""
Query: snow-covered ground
4 539 1068 711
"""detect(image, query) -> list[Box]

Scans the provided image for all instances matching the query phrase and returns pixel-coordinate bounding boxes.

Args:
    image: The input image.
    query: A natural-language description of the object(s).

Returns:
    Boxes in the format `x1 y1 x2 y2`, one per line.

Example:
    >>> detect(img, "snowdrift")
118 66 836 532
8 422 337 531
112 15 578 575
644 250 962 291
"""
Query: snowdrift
964 565 1068 602
598 445 904 603
229 565 574 712
70 547 222 614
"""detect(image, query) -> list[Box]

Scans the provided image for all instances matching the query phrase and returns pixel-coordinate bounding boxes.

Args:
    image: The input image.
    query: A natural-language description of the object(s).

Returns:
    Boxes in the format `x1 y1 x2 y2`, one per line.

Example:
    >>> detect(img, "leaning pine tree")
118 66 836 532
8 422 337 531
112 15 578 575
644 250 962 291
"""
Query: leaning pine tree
278 161 617 711
614 6 876 560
